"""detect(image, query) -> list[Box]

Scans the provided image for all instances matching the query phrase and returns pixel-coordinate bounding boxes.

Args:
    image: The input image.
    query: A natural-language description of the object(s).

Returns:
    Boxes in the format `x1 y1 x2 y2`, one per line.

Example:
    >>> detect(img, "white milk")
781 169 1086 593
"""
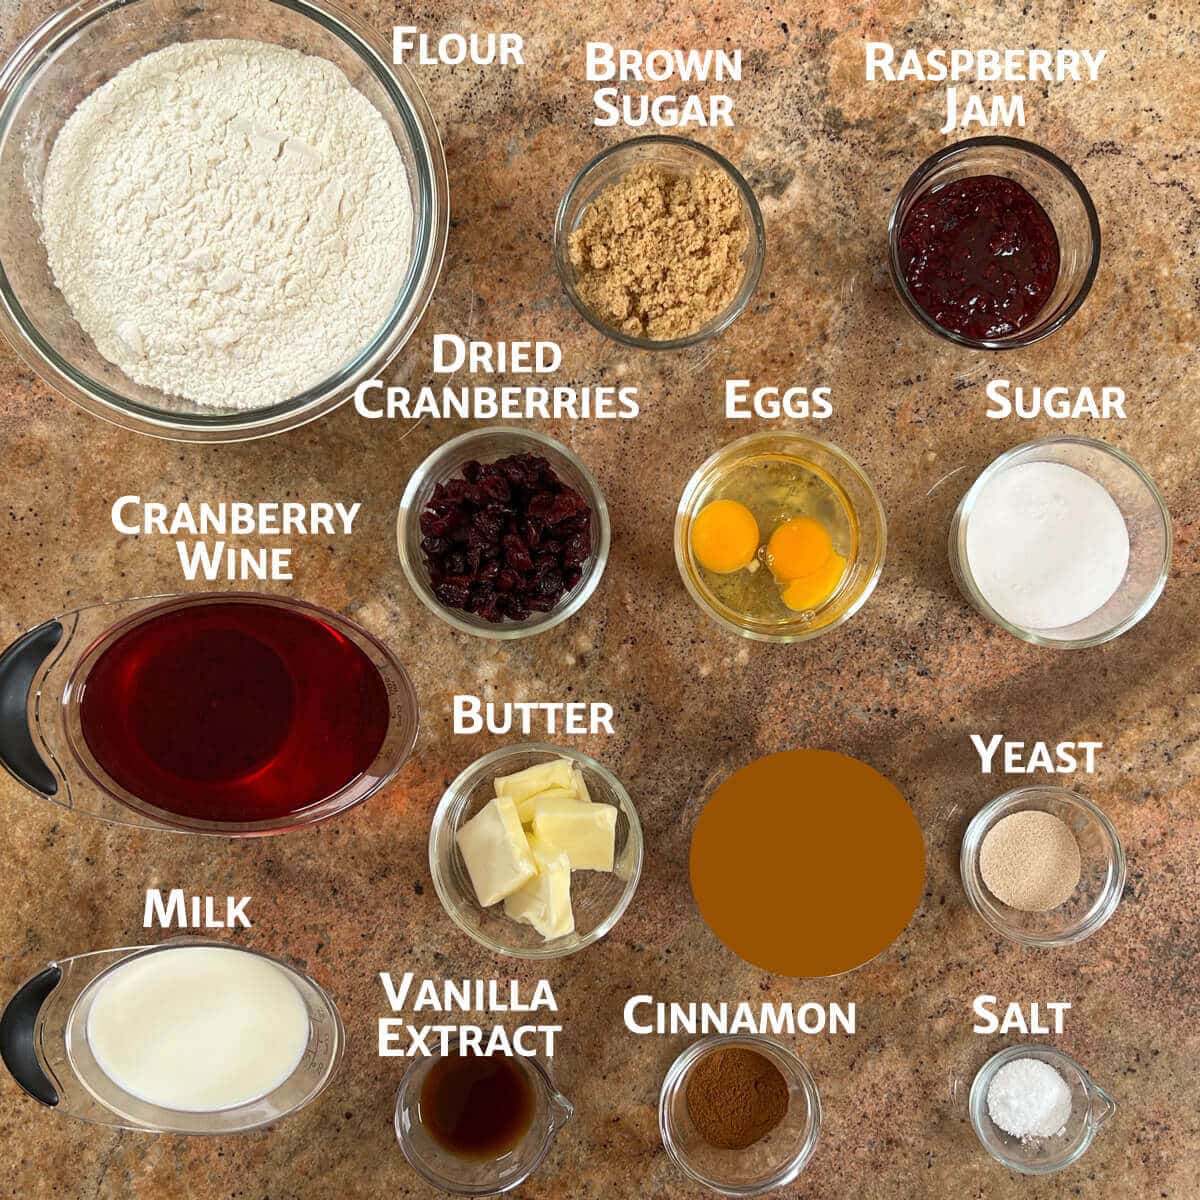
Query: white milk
86 946 310 1112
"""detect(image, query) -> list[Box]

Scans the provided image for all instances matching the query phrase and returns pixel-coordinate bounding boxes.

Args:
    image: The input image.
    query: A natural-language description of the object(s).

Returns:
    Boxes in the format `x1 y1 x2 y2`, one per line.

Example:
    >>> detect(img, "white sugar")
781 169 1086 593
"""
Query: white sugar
966 460 1129 630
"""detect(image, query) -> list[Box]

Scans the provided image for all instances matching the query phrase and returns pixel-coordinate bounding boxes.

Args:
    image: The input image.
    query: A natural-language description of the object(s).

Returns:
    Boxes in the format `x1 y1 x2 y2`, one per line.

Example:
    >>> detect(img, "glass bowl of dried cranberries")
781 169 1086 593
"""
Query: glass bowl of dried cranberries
397 428 611 638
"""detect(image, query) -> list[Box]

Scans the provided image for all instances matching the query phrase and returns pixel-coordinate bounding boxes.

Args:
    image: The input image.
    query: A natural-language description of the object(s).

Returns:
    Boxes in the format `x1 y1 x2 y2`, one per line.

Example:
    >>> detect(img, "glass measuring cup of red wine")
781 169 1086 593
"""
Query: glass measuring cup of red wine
0 593 419 834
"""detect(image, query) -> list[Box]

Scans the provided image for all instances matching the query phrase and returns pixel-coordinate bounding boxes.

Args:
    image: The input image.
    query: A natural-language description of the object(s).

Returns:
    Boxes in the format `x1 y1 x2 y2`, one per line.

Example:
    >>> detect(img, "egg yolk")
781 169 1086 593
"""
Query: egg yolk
781 553 847 611
691 500 760 574
766 517 834 582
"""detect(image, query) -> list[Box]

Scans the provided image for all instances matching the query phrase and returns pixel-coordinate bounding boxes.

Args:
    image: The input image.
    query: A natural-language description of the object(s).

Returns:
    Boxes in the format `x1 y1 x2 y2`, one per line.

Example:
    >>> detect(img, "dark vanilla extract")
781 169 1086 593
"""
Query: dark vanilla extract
419 1053 535 1160
78 601 389 824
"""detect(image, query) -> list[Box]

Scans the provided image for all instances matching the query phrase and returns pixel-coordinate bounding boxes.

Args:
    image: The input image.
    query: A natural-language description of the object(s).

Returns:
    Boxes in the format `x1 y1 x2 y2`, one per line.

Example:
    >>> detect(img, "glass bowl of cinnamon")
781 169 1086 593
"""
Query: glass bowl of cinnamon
659 1035 821 1194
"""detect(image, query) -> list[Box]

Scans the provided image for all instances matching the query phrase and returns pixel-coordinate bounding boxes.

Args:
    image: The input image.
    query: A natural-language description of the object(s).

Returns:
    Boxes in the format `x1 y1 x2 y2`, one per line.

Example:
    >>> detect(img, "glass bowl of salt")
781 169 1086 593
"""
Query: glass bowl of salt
960 785 1126 948
969 1045 1117 1175
949 436 1172 648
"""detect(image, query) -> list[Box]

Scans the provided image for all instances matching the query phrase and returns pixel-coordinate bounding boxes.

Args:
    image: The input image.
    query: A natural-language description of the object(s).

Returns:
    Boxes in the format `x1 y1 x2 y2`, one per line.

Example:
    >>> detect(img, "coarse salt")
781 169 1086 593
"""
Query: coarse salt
986 1057 1073 1142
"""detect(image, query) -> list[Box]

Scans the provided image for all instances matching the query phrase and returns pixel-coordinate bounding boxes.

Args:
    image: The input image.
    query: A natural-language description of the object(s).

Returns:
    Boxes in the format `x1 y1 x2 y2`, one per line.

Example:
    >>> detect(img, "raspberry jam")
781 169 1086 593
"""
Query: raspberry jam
78 601 390 824
898 174 1060 341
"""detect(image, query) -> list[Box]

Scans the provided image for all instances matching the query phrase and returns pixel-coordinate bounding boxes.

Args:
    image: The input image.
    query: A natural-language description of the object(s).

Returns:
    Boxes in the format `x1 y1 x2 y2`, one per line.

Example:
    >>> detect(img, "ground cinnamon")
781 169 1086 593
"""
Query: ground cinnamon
684 1046 789 1150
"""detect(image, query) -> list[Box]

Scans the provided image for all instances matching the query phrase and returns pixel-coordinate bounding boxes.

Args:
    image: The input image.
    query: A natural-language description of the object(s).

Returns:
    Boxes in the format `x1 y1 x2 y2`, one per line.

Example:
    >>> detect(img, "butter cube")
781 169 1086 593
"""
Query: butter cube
515 784 580 824
455 795 536 906
494 758 575 805
503 836 575 940
531 798 617 872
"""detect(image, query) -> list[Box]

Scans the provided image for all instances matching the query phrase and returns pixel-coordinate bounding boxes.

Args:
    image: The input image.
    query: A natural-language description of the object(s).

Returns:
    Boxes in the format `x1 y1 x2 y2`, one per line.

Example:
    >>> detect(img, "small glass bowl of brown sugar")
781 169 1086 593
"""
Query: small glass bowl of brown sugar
960 786 1126 948
553 135 765 349
659 1035 821 1195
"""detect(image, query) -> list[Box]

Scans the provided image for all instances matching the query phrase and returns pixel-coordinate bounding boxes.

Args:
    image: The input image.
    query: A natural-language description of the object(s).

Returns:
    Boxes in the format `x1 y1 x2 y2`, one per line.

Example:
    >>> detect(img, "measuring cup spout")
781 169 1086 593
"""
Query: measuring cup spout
1089 1080 1117 1129
549 1089 574 1131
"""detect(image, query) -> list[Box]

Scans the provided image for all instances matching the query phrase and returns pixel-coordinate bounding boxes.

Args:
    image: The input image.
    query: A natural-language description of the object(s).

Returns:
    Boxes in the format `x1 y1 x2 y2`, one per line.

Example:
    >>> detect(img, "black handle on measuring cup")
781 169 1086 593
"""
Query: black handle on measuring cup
0 620 61 796
0 965 61 1106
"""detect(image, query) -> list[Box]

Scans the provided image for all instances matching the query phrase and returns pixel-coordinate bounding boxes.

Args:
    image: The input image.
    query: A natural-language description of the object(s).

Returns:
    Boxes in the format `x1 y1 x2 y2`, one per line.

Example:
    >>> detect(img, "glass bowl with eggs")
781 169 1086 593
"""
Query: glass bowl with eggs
675 433 887 642
429 744 642 959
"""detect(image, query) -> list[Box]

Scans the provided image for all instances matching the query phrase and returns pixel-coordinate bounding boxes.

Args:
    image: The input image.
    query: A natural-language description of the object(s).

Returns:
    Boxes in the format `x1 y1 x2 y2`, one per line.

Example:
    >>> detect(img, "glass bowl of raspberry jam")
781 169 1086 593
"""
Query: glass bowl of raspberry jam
397 428 611 640
888 137 1100 350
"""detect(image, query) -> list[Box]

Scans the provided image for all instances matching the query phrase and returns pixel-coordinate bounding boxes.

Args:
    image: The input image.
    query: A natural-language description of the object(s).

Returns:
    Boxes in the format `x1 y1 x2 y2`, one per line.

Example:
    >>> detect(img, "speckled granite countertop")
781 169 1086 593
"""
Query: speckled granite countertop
0 0 1197 1196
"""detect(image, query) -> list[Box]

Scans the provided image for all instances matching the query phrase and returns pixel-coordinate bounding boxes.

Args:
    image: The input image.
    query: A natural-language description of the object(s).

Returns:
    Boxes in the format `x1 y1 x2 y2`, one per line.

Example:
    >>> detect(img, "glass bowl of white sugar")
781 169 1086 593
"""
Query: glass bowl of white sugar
0 0 448 441
949 436 1171 648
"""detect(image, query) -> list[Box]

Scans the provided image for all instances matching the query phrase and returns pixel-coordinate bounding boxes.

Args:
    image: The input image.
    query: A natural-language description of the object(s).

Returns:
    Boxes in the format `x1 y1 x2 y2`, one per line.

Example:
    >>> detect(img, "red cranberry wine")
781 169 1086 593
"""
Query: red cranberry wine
899 174 1060 341
78 602 389 823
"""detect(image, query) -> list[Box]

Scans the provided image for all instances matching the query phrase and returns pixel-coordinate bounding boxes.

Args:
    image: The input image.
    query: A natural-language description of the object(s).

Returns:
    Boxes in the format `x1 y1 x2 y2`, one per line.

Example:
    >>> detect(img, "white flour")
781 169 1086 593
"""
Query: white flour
40 39 413 409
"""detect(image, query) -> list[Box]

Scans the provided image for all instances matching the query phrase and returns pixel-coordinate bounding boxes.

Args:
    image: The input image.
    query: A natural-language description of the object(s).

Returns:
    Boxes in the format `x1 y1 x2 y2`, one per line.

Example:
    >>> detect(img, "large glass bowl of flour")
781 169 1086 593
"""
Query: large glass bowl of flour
0 0 447 440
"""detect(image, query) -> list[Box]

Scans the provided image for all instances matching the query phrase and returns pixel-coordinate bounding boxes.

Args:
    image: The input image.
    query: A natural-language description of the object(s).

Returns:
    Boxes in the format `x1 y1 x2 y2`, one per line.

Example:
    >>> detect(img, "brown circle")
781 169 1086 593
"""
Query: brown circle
689 749 925 977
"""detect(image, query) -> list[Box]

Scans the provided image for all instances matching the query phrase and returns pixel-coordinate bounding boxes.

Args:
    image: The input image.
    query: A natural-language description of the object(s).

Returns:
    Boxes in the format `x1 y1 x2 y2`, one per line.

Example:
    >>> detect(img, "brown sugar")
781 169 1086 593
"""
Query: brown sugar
685 1046 789 1150
567 163 749 341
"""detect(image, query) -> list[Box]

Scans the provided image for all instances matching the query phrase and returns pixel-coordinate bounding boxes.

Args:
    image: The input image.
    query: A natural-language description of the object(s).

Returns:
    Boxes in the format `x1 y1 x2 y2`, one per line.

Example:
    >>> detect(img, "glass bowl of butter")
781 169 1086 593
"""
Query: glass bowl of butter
429 744 642 959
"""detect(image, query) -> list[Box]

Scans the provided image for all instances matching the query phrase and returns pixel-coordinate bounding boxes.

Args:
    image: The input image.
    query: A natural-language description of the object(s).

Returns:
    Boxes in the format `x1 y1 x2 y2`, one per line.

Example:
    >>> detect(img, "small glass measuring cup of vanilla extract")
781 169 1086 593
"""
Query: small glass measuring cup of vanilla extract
395 1045 572 1194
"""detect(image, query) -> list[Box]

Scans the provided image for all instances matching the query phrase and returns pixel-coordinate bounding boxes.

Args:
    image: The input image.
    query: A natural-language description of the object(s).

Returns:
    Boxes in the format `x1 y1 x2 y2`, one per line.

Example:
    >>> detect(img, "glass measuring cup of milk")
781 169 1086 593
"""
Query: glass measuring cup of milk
0 940 344 1134
0 592 418 834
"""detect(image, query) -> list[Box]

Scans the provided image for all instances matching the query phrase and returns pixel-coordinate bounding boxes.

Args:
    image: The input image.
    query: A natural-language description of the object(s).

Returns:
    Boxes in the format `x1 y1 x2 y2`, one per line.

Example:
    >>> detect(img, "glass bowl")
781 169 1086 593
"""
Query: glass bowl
394 1042 573 1196
397 428 611 640
887 136 1100 350
428 744 642 959
969 1045 1117 1175
0 0 448 441
960 785 1125 948
674 432 886 642
949 436 1171 648
659 1035 821 1195
552 135 765 350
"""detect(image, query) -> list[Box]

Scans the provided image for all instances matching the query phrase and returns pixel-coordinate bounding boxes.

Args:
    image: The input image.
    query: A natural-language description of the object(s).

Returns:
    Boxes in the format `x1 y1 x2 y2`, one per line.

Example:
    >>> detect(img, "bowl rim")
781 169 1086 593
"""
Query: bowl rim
960 784 1126 948
0 0 448 442
658 1033 822 1195
886 135 1101 351
427 742 643 959
948 435 1172 648
673 430 887 643
396 427 611 640
552 133 766 351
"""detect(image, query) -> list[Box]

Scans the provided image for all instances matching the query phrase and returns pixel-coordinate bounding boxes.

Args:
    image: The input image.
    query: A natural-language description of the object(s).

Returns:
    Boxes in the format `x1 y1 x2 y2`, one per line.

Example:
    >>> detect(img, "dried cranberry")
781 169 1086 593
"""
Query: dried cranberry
503 535 533 572
462 460 483 483
434 582 470 609
479 474 511 504
419 510 459 538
